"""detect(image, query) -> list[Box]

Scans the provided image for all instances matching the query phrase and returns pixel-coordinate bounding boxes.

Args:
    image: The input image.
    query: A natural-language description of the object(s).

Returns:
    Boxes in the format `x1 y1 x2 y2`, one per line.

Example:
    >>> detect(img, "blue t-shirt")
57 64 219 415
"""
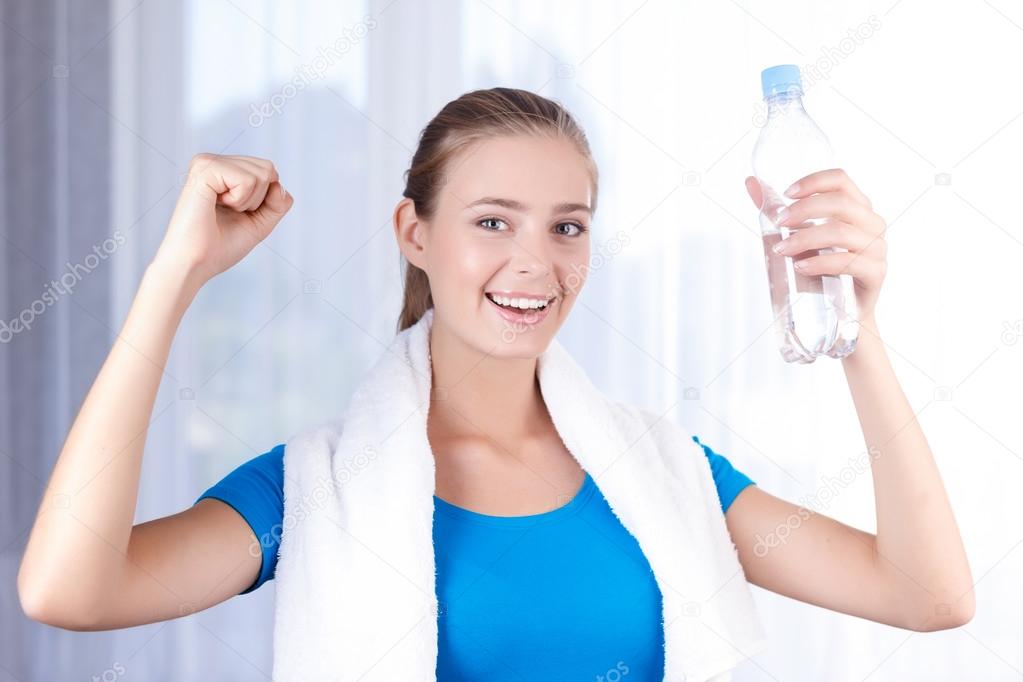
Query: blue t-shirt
194 435 754 680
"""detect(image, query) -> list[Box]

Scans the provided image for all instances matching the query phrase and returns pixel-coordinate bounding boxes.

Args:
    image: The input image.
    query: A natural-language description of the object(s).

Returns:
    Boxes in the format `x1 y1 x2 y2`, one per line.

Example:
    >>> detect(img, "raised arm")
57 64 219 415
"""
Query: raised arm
17 154 293 630
729 169 974 632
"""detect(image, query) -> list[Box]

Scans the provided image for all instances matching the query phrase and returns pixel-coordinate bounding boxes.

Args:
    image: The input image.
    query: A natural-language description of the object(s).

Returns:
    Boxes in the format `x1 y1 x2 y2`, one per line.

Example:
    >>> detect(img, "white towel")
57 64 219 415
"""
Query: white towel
272 307 767 681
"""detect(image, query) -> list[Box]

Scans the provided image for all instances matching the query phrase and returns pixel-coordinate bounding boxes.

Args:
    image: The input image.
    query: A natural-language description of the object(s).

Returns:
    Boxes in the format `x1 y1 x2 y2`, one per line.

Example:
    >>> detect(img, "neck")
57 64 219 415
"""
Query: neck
765 91 804 116
426 317 549 446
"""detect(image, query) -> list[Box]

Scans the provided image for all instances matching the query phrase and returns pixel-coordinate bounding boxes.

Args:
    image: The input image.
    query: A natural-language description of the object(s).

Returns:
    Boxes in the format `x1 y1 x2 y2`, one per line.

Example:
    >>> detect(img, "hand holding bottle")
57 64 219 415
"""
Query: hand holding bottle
744 168 888 326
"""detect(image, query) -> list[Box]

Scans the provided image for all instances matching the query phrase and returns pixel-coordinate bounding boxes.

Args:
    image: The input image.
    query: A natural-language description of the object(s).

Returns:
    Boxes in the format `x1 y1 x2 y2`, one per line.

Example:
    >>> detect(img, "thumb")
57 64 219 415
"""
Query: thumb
744 176 764 210
250 181 294 232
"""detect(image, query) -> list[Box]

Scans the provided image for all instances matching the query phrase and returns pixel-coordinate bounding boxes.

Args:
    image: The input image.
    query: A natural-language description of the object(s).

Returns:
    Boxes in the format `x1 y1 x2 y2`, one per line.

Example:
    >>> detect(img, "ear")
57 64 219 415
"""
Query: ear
744 176 765 211
393 197 428 271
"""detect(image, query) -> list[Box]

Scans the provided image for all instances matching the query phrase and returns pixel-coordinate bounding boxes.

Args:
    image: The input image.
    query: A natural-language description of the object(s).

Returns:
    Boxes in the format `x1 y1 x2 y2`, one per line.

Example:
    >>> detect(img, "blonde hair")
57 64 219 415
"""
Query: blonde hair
397 87 598 332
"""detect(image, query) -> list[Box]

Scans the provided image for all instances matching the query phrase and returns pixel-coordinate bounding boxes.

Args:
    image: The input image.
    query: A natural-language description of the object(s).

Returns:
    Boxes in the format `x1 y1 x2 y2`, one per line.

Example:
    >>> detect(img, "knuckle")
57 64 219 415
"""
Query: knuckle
189 152 214 170
835 221 854 239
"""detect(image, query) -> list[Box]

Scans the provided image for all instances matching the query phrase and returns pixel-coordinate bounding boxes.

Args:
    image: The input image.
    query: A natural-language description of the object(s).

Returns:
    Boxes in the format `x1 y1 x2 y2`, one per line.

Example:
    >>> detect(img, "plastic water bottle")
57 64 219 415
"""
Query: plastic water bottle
752 64 859 363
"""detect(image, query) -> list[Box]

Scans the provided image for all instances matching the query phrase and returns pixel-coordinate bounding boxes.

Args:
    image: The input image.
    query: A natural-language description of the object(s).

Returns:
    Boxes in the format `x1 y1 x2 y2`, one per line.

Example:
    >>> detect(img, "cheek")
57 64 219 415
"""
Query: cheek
558 246 590 296
431 231 499 294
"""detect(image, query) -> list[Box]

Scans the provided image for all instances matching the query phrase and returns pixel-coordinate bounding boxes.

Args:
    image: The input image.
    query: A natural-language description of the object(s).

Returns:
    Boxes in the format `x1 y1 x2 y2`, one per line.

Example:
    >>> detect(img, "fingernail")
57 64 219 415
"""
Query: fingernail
772 240 788 254
774 208 789 225
794 259 808 270
784 183 800 197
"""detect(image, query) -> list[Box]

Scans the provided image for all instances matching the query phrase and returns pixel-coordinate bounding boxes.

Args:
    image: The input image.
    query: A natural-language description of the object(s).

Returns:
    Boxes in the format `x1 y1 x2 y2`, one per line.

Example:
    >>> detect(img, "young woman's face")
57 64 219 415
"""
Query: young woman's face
415 133 593 358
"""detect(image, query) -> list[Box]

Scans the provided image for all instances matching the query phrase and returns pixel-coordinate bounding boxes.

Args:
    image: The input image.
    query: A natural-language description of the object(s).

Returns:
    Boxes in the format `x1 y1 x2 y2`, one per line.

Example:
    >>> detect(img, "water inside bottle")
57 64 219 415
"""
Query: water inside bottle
754 178 856 362
760 219 859 363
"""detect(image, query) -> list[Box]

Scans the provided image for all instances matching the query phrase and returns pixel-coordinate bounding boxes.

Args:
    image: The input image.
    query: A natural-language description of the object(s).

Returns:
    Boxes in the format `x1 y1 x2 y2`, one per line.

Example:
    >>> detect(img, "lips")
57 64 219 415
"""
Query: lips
485 292 554 327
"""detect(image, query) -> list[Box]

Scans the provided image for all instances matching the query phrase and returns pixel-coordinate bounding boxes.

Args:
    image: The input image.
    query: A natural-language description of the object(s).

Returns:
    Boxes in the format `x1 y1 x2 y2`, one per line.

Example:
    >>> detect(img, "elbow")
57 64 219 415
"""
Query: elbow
16 562 48 624
906 591 976 632
18 570 104 632
19 593 103 631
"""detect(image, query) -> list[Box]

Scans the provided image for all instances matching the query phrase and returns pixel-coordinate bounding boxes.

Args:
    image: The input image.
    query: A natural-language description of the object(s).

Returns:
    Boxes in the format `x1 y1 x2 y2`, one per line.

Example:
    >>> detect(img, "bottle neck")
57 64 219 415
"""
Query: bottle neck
764 91 805 117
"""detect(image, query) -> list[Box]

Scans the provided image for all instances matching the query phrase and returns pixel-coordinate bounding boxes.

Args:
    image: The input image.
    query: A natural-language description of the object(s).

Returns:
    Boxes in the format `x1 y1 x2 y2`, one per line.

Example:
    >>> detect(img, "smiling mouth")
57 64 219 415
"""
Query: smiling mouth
484 292 553 312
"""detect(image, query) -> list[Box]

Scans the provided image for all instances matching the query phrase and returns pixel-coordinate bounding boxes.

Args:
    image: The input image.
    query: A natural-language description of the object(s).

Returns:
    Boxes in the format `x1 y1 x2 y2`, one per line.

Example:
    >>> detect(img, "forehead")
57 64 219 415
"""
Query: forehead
440 134 593 210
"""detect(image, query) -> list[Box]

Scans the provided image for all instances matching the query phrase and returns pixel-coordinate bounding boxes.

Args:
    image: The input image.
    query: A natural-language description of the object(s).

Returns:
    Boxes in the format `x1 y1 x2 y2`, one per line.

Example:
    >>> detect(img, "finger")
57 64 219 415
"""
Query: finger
186 153 219 181
225 156 279 186
224 159 275 212
791 249 885 283
249 181 294 234
226 155 276 174
777 192 881 233
223 155 269 168
198 159 260 210
773 220 884 257
222 173 262 212
783 168 872 209
745 176 765 210
222 162 273 212
238 159 280 212
242 175 271 213
189 155 274 211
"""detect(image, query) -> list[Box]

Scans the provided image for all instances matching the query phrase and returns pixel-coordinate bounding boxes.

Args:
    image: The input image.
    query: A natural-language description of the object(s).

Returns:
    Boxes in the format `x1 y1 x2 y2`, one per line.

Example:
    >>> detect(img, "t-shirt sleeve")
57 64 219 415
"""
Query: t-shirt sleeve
194 443 286 595
691 435 756 514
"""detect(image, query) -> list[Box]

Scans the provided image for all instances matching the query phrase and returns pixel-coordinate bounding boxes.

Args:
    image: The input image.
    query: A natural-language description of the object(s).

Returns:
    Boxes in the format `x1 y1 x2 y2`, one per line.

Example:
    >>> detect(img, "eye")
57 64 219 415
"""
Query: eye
555 222 588 237
477 217 507 231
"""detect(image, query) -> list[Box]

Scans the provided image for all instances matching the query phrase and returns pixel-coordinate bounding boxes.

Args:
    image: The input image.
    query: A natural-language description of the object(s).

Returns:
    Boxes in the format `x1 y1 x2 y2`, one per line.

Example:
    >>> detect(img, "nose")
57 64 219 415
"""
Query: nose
510 231 553 279
511 242 552 280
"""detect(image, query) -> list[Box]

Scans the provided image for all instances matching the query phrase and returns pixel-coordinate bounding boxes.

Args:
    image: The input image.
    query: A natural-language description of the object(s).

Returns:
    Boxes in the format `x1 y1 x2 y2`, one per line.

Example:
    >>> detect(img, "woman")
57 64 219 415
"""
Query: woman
18 87 974 680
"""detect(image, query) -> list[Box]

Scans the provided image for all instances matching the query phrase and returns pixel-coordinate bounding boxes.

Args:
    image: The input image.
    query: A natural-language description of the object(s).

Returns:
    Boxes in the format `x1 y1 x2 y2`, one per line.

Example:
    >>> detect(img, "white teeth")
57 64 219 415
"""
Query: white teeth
490 294 550 310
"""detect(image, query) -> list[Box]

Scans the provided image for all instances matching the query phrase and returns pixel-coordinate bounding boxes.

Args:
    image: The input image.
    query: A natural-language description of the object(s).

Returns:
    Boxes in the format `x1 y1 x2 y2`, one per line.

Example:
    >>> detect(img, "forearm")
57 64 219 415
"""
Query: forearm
18 258 203 617
842 317 974 628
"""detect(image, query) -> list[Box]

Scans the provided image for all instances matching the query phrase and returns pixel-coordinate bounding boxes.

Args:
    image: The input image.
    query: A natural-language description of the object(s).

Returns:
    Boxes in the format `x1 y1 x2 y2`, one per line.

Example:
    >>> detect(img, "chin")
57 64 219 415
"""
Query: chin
485 333 551 360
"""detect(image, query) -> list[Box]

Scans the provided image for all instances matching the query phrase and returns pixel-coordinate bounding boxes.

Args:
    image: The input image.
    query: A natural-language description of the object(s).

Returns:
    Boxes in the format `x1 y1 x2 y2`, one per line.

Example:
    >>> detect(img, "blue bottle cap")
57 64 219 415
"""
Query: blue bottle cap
760 64 803 98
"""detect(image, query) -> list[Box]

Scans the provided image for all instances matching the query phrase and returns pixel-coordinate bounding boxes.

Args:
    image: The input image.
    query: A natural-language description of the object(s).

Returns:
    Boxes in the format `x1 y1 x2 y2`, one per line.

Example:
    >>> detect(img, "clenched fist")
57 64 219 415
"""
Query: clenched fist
154 153 294 286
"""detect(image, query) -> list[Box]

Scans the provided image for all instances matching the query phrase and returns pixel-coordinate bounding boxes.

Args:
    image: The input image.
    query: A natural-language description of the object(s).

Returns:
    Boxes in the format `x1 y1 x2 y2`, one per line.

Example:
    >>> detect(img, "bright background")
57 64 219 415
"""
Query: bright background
2 1 1021 680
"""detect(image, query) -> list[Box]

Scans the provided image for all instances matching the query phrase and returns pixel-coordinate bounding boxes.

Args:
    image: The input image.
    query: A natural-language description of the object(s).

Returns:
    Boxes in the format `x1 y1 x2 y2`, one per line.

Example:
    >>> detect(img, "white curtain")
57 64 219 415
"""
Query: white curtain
4 0 1021 679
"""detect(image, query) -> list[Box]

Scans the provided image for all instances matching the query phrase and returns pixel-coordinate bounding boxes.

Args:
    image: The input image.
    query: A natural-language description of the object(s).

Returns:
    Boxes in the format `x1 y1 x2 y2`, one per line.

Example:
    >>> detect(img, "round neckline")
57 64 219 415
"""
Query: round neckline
433 472 597 527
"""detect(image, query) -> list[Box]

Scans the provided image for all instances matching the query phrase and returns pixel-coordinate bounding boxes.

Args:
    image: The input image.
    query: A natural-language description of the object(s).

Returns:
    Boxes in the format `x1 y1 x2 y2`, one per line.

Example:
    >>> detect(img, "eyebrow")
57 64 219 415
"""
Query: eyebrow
464 196 592 216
